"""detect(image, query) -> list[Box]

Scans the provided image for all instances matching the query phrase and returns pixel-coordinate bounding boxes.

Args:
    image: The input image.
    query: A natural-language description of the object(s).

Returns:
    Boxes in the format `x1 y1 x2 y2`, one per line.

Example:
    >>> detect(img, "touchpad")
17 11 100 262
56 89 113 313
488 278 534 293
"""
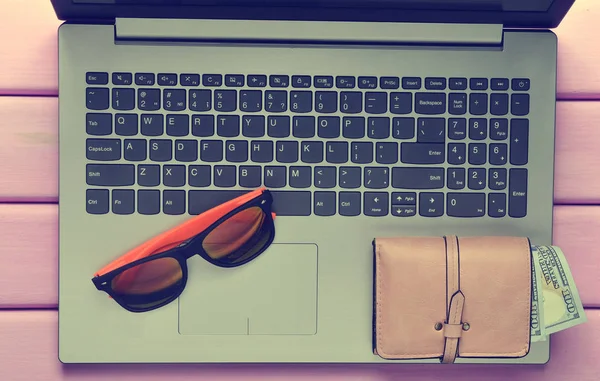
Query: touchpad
178 243 318 335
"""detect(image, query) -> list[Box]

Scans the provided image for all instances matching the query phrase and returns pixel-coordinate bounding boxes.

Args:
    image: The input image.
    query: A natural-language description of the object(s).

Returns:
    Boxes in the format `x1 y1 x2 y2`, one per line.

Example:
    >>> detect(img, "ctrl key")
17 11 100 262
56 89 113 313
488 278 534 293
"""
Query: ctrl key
86 189 109 214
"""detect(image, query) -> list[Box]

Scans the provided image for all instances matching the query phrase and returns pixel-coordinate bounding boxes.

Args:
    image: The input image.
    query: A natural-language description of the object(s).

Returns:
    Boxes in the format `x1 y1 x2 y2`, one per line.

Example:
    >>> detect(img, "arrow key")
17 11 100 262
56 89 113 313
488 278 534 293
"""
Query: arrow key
391 192 416 205
392 205 416 217
419 192 444 217
364 192 388 216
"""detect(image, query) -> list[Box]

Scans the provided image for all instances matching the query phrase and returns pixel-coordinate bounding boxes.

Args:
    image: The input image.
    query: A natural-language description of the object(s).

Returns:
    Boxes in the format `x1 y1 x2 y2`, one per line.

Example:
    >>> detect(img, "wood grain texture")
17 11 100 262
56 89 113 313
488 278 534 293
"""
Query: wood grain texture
0 0 600 98
0 310 598 381
2 97 599 203
0 204 599 308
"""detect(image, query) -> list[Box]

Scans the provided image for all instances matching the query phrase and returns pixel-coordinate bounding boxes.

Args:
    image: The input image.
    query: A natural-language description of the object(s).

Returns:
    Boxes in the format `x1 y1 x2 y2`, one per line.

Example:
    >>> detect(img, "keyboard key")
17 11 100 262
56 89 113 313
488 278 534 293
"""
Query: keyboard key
135 73 155 86
390 92 412 114
266 91 287 112
86 189 109 214
511 94 530 116
368 117 390 139
180 74 200 86
166 114 189 136
214 90 236 112
351 142 373 164
364 192 388 216
326 141 348 163
86 113 112 135
138 165 160 187
449 78 467 90
511 78 530 91
163 190 186 215
488 193 507 218
469 78 488 91
314 192 336 216
469 118 487 140
141 114 163 136
150 140 172 161
214 165 236 187
448 93 467 115
375 142 398 164
447 143 466 165
318 117 340 138
202 74 222 87
314 166 336 188
364 167 389 189
86 88 109 110
175 140 199 162
188 165 210 187
164 89 186 111
264 166 286 188
138 89 160 111
490 93 509 115
392 167 444 189
251 141 273 163
289 166 311 188
448 118 466 140
468 143 486 165
391 205 417 217
510 119 529 165
340 92 362 114
239 166 261 188
447 168 466 189
248 75 267 87
343 117 365 138
217 115 240 137
489 143 508 165
225 140 248 162
339 192 361 216
86 72 108 85
115 114 138 136
276 141 299 163
301 141 323 163
86 139 121 161
292 116 315 138
271 191 311 216
112 189 135 215
491 78 509 90
290 91 312 113
336 76 355 88
447 193 485 217
489 168 507 190
416 118 445 143
163 165 186 187
365 92 387 114
469 93 487 115
509 168 528 217
490 118 508 140
419 192 444 217
201 140 223 162
414 93 445 115
269 75 289 88
240 90 262 112
314 76 334 88
112 88 135 110
391 192 416 205
339 167 361 189
315 91 337 113
191 115 214 137
112 73 132 86
401 77 420 89
293 75 312 88
380 77 400 89
400 143 445 164
138 190 160 215
189 90 212 111
189 190 247 214
242 115 265 137
87 164 134 186
392 117 414 139
425 77 446 90
358 76 378 89
468 168 486 190
124 139 147 161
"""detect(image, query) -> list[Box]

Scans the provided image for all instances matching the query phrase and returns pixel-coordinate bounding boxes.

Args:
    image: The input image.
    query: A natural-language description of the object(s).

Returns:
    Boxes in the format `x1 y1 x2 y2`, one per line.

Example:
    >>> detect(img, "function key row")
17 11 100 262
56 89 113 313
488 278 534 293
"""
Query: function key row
86 72 531 91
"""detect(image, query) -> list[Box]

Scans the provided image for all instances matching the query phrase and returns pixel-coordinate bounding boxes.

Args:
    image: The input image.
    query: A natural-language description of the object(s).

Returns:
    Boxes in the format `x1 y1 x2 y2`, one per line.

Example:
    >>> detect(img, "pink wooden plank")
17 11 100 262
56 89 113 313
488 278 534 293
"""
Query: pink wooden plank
2 97 599 203
1 204 599 308
0 310 598 380
0 0 599 98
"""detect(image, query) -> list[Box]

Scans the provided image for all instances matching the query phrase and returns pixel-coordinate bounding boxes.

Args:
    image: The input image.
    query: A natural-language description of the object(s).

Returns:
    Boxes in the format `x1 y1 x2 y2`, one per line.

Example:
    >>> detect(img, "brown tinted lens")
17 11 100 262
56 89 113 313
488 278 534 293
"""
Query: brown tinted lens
111 257 183 295
202 206 271 265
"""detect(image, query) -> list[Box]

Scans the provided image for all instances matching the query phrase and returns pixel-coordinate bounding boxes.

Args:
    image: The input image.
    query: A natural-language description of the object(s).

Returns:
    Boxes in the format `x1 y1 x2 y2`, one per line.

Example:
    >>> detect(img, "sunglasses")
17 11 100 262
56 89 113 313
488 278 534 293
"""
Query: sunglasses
92 188 276 312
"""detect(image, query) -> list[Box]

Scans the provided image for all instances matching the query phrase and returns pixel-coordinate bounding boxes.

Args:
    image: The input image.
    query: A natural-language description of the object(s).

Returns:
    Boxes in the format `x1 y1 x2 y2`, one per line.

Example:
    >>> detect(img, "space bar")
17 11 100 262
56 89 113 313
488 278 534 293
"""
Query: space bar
188 190 311 216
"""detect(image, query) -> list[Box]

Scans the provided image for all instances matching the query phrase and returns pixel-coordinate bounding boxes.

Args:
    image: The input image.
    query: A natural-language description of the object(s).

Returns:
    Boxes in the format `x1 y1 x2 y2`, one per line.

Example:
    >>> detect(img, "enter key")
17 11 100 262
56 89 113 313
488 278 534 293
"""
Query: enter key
509 168 528 218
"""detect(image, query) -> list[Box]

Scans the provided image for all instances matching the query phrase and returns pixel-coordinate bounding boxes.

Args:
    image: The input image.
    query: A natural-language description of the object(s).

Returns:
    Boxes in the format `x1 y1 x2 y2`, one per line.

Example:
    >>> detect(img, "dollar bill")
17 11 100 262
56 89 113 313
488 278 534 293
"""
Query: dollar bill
531 245 587 336
530 253 547 342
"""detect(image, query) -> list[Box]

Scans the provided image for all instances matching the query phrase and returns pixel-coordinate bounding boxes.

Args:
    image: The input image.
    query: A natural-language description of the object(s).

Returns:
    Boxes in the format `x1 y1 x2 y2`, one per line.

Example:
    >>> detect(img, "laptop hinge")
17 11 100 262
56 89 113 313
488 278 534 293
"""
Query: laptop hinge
114 18 503 46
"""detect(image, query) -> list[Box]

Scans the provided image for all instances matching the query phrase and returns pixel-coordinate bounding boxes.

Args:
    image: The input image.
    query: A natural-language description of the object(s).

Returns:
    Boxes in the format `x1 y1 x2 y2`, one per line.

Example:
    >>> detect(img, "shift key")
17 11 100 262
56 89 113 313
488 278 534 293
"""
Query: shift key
86 164 135 186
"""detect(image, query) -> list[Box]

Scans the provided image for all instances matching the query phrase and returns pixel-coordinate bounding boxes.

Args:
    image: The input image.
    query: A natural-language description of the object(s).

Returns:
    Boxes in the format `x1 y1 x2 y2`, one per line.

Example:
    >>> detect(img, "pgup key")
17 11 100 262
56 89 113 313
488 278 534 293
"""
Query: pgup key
364 167 389 189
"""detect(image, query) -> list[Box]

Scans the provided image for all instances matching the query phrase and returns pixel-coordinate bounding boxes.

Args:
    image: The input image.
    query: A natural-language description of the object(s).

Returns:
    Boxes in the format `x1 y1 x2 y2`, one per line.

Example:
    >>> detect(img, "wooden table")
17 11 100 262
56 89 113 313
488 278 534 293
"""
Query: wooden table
1 0 599 379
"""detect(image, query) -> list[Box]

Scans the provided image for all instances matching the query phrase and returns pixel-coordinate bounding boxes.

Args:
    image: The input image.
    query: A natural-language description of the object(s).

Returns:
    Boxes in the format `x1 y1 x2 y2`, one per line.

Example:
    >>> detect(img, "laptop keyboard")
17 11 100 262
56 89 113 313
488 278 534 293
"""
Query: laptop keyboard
84 72 530 218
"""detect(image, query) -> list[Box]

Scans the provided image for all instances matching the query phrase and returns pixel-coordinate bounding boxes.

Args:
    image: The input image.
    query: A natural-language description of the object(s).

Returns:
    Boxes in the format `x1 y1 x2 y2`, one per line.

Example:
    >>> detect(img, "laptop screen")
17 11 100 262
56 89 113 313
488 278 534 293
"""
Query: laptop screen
54 0 574 28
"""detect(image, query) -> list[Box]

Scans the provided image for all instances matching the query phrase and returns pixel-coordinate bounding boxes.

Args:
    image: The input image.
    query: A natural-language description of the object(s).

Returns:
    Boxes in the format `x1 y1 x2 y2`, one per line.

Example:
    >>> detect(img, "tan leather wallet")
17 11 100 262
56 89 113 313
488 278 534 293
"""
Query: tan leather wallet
372 235 532 364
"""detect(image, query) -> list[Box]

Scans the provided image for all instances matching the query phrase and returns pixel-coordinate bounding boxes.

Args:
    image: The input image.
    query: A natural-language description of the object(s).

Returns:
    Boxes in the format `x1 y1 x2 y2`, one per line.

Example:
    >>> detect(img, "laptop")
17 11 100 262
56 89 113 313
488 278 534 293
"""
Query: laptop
52 0 574 364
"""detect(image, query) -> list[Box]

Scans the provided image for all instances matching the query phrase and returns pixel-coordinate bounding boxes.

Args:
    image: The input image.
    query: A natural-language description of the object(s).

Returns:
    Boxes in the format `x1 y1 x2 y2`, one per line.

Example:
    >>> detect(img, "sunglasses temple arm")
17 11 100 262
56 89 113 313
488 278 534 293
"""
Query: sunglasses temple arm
271 212 277 220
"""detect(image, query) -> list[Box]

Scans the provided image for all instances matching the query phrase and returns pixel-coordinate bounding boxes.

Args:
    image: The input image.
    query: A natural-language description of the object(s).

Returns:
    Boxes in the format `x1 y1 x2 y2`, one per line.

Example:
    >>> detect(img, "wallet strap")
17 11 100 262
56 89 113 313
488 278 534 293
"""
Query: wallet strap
442 236 464 364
